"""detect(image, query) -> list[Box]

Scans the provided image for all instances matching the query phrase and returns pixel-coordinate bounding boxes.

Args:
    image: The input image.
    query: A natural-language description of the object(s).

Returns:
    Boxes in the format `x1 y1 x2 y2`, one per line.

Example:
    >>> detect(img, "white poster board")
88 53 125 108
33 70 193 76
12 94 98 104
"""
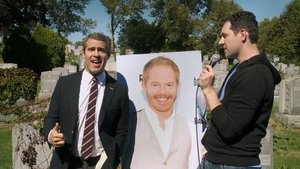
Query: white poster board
116 50 204 122
116 51 206 168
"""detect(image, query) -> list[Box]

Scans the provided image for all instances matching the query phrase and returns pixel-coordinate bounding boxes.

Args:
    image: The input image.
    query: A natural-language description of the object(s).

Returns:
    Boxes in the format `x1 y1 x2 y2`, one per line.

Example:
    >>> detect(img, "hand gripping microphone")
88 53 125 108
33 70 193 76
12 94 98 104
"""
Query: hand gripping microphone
209 54 221 68
194 54 221 86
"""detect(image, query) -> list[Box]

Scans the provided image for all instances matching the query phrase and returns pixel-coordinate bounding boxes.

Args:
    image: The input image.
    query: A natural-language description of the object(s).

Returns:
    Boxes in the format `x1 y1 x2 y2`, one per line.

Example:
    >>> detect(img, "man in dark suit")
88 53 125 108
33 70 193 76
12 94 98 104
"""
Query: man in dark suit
43 32 129 169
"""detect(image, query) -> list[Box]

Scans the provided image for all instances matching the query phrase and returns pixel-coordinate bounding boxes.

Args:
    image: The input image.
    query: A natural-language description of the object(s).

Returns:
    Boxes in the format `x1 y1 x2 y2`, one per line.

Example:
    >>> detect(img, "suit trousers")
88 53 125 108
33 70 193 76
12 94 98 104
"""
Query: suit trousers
68 155 100 169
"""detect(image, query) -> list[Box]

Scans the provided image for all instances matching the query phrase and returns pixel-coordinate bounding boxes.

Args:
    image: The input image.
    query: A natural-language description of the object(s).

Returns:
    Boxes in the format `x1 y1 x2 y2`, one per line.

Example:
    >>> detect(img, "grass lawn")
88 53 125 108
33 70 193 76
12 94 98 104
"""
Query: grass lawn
270 102 300 168
272 119 300 168
0 127 12 169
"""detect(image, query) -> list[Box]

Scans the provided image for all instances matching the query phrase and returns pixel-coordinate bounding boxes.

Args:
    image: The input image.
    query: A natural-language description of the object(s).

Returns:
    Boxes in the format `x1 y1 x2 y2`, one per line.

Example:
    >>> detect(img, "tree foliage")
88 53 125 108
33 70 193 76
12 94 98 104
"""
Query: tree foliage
0 0 95 39
100 0 146 55
147 0 209 51
192 0 241 56
259 0 300 64
148 0 208 19
258 18 278 54
2 27 41 73
0 0 94 74
47 0 96 37
118 19 165 54
2 25 65 74
161 1 194 51
32 24 65 69
117 0 243 54
118 0 209 53
0 0 48 37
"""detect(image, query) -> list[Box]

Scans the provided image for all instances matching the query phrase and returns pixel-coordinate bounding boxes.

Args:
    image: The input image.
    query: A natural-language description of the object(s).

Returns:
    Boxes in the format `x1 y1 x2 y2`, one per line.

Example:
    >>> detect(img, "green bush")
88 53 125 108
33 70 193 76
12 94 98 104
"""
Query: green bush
0 68 38 105
32 24 65 69
2 25 65 75
2 27 41 72
0 43 3 63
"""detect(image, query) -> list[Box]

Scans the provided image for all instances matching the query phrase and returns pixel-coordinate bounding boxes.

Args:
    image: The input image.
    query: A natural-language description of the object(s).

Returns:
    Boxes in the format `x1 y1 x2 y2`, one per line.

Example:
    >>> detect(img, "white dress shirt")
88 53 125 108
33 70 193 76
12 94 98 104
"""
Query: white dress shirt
73 70 106 157
145 104 175 157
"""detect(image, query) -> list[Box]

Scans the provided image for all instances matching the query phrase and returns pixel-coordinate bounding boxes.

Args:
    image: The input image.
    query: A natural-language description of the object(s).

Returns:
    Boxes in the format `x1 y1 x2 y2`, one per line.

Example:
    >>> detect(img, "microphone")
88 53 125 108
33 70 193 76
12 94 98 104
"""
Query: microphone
209 54 221 68
194 54 221 86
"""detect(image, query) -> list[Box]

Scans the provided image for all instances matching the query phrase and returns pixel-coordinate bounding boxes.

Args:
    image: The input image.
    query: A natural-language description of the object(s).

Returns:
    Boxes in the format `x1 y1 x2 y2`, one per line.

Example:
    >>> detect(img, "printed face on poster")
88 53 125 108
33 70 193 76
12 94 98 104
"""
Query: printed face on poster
116 50 205 122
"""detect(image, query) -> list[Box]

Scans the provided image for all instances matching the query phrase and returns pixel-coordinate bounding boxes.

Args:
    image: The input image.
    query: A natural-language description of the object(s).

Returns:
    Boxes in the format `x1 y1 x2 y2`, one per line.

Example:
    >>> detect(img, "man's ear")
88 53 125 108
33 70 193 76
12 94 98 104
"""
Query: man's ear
239 29 247 43
141 80 146 91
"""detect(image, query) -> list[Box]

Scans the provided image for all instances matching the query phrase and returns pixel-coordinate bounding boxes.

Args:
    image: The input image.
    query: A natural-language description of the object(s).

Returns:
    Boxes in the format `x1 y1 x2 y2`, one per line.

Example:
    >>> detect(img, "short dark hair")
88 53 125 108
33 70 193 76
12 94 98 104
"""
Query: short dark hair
222 11 259 44
82 32 111 57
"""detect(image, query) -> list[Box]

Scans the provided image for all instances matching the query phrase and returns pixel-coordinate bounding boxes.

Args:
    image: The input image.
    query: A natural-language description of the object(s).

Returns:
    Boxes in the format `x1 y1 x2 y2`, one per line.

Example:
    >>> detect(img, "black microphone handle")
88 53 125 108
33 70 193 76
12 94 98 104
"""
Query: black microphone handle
209 60 217 68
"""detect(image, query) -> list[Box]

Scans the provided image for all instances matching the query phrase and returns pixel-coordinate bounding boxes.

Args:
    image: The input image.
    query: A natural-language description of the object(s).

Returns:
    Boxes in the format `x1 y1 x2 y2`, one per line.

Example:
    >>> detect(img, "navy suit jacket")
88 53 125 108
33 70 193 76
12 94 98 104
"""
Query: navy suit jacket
43 71 129 169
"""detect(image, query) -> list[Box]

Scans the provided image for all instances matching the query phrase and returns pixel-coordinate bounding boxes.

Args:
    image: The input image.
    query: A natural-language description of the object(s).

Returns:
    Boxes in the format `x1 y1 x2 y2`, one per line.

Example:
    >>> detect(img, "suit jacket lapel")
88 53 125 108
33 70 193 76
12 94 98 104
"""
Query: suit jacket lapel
98 73 116 126
70 71 82 129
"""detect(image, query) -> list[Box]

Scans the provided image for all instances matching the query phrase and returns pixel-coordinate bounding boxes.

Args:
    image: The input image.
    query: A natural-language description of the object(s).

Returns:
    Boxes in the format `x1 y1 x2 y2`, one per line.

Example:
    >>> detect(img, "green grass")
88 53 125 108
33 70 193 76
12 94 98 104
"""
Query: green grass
271 118 300 168
0 127 12 169
270 101 300 168
274 125 300 168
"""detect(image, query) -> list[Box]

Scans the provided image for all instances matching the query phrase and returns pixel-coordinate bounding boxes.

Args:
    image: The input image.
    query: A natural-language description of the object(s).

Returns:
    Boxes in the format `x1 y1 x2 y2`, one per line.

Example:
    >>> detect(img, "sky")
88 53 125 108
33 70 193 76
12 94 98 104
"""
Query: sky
67 0 293 43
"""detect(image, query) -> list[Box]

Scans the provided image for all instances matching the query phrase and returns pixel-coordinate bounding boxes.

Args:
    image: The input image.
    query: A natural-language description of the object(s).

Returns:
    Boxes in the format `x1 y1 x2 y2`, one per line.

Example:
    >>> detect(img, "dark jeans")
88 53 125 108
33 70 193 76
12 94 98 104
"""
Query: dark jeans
68 155 100 169
199 158 262 169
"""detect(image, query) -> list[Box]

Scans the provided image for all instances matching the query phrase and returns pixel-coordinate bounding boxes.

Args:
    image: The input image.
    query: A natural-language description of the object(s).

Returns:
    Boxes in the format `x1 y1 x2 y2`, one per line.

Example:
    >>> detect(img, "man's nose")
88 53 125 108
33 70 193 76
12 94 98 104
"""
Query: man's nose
158 86 167 93
218 37 224 45
93 49 101 56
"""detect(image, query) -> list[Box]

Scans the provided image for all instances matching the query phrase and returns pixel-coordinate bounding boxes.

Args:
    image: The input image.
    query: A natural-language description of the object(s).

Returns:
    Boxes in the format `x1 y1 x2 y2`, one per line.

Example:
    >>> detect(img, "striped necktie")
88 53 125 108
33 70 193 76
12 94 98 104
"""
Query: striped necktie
81 78 98 160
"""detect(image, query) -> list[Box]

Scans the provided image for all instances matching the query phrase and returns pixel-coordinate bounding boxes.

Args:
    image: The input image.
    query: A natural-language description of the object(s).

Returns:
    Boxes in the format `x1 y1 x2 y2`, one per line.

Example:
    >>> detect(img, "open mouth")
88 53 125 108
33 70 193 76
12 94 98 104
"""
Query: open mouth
156 96 168 102
91 59 102 64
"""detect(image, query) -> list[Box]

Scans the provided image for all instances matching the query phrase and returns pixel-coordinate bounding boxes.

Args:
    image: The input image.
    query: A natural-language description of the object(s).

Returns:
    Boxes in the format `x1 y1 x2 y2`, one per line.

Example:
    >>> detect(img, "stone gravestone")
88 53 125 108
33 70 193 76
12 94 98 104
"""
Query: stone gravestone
278 75 300 128
52 67 69 76
279 77 293 115
12 123 52 169
291 77 300 115
39 66 77 99
284 64 299 79
259 126 273 169
0 114 18 126
0 63 18 69
106 55 116 72
213 62 228 92
73 48 81 56
16 98 28 107
38 71 61 99
203 55 209 63
280 63 288 73
79 56 85 70
64 64 77 74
